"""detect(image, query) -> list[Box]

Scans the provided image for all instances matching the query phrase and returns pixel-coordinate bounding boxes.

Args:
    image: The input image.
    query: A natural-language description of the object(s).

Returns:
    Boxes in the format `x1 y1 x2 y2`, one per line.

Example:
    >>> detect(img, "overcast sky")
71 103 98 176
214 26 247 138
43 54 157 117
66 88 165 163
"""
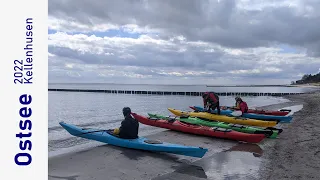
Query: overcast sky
48 0 320 85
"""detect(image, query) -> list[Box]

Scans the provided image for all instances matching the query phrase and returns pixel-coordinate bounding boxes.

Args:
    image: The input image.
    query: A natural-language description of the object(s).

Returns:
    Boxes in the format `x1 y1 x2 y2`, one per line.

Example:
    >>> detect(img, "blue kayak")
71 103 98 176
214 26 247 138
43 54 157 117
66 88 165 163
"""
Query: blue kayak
59 122 208 158
191 106 292 123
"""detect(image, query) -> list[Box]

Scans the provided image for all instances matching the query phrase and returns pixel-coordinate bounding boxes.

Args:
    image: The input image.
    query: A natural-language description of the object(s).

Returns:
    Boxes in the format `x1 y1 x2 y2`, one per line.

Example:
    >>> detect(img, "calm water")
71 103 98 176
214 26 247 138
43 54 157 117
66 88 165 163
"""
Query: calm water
49 83 318 93
48 84 293 157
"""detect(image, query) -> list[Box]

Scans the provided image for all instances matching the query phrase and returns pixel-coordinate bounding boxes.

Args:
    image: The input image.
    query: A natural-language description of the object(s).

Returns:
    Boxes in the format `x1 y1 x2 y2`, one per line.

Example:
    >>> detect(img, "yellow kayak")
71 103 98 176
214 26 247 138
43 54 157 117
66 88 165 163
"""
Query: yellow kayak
167 108 277 127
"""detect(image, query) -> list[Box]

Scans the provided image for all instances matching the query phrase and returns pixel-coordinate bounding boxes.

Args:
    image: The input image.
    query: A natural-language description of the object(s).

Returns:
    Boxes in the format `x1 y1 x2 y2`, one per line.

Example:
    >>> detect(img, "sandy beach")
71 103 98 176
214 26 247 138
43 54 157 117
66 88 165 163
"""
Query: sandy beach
257 93 320 180
289 83 320 87
48 92 320 180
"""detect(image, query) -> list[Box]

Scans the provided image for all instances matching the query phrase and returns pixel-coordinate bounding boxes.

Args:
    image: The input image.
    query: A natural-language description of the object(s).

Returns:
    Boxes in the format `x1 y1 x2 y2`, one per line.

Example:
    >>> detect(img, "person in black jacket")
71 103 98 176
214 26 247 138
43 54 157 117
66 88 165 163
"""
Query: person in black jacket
112 107 139 139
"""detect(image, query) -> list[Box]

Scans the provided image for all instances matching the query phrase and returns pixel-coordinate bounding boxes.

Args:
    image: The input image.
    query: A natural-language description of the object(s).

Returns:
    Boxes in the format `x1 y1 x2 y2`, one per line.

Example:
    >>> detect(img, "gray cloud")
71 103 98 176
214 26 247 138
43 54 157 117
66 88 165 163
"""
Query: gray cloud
48 42 265 73
48 0 320 84
49 0 320 52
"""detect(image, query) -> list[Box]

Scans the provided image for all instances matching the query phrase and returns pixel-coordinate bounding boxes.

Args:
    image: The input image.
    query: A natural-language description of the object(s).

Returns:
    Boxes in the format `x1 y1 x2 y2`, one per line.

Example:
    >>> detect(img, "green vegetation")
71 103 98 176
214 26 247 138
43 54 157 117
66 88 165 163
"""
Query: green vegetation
292 72 320 85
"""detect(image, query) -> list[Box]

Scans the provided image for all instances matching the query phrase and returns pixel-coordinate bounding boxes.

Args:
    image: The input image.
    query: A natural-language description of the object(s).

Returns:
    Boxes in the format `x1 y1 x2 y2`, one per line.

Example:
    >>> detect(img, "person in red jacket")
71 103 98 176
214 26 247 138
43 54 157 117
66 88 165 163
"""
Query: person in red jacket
202 92 221 114
235 96 248 114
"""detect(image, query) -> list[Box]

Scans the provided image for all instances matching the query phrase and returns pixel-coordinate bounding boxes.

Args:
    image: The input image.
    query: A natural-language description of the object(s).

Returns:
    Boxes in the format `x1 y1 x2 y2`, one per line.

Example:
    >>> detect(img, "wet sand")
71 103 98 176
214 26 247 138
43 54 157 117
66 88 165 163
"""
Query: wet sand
257 93 320 180
49 131 238 180
49 92 320 180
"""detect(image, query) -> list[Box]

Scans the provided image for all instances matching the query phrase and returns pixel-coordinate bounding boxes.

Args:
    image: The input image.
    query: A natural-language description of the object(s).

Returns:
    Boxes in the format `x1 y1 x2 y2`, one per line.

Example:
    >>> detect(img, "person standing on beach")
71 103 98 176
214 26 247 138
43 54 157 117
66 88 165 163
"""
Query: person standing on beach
202 92 221 115
234 97 248 114
112 107 139 139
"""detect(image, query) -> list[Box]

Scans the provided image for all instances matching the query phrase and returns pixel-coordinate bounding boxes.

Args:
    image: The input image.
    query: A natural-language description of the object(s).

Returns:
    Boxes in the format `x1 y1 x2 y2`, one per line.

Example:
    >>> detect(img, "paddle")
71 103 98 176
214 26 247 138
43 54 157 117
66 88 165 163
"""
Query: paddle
75 129 112 136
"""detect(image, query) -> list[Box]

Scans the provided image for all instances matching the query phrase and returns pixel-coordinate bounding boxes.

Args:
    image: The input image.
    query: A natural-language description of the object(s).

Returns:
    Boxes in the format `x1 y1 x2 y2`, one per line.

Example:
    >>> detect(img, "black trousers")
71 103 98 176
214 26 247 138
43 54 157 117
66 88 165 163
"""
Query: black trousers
209 102 220 115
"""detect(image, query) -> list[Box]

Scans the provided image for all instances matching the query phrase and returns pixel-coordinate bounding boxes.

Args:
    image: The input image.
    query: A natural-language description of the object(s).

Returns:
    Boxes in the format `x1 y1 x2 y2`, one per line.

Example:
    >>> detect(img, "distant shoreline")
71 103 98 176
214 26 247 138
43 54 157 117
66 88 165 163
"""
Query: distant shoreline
206 85 293 87
289 82 320 87
48 82 320 87
206 84 320 87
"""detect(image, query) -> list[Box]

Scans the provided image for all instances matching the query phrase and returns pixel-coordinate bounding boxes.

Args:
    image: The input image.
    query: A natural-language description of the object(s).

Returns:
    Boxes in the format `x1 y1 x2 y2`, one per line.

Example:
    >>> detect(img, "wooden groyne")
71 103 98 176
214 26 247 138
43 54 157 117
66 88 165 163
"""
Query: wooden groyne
48 89 306 97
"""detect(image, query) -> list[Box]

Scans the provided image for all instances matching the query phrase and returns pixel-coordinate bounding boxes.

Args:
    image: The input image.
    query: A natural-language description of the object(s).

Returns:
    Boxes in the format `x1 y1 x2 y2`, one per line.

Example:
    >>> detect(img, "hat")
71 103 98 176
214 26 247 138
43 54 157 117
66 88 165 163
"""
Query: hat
122 107 131 116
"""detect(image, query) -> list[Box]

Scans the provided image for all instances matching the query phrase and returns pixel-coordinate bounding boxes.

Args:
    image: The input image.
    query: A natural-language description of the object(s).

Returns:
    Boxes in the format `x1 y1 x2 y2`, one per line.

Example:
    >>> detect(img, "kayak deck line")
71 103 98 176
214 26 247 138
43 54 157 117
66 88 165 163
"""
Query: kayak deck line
48 88 307 97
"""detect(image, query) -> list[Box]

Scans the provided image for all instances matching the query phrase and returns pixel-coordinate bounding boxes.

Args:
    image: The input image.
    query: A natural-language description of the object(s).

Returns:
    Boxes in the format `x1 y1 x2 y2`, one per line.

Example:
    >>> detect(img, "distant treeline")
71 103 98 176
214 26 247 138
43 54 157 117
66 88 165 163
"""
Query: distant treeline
292 72 320 84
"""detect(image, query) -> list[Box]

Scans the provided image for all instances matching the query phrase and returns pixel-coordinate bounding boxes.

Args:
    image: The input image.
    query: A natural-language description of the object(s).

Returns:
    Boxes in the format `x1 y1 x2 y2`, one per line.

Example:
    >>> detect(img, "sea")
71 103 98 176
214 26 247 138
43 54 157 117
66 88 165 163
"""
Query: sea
48 83 318 157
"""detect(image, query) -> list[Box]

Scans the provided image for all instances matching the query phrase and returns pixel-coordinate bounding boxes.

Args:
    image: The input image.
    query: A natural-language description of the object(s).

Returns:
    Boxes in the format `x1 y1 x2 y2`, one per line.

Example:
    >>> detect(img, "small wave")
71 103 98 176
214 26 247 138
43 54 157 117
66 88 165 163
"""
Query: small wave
48 119 122 132
49 136 90 151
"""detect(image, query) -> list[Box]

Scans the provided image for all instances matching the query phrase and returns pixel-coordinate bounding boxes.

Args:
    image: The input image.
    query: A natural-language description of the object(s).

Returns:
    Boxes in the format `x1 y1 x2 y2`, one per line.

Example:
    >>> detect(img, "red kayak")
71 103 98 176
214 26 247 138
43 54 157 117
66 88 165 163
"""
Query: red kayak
132 113 266 143
190 106 291 116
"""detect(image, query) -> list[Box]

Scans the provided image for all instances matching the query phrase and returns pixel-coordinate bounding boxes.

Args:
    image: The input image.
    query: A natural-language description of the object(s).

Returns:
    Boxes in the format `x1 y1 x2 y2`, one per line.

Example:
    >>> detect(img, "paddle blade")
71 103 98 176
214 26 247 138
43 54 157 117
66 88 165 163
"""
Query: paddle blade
189 106 196 110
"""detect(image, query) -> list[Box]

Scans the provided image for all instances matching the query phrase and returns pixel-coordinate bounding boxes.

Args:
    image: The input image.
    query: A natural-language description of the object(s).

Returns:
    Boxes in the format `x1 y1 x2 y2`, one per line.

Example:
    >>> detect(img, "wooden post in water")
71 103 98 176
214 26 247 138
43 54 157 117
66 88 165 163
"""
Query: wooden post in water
48 89 306 97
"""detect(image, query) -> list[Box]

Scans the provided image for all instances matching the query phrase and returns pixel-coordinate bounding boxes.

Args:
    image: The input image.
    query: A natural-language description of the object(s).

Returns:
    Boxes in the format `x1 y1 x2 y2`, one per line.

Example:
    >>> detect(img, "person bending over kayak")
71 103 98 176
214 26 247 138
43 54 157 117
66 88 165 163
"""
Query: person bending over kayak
234 97 248 114
202 92 221 115
112 107 139 139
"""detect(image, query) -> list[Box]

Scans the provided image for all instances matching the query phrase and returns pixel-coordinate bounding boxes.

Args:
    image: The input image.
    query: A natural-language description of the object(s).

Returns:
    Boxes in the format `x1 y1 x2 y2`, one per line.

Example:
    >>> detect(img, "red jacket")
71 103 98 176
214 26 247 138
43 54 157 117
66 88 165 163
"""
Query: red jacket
239 101 248 113
203 92 219 107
